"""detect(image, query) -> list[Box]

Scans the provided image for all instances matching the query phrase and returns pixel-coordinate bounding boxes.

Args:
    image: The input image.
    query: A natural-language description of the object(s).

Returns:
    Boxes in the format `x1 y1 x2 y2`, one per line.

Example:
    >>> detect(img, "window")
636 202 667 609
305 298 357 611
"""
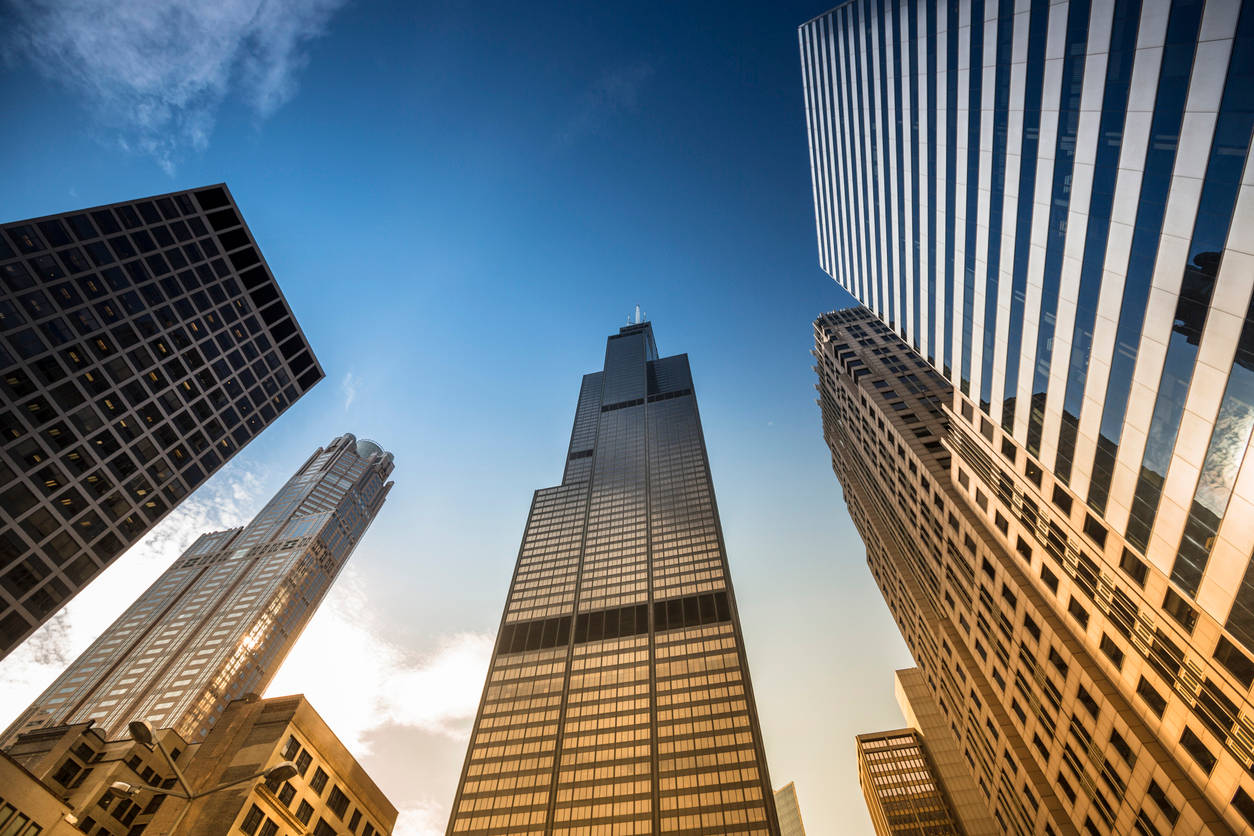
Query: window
314 820 337 836
240 805 264 836
1068 597 1090 629
1214 635 1254 688
1016 537 1032 560
296 801 314 824
1162 587 1197 633
1083 513 1107 547
282 734 300 760
259 822 278 836
1099 634 1125 669
1040 565 1059 593
1108 729 1132 765
310 766 328 794
1051 485 1072 515
1076 684 1098 718
1119 548 1148 587
1025 460 1042 487
1180 727 1216 774
1023 614 1040 642
1233 787 1254 829
1146 780 1178 825
296 749 312 776
1001 437 1017 462
328 786 349 818
1136 677 1167 717
1048 647 1069 677
1058 773 1076 804
349 810 362 832
278 782 295 806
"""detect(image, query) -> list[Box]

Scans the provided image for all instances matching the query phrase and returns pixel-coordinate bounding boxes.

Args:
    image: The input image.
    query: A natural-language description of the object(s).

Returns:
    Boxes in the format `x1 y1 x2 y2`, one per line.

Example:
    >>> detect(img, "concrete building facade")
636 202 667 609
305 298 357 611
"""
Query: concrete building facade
772 782 807 836
815 306 1248 834
145 694 397 836
0 185 323 657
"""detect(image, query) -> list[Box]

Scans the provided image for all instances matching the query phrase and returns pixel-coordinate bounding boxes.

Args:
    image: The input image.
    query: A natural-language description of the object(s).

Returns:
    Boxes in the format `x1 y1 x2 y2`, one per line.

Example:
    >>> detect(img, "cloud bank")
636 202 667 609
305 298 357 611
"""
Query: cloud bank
2 0 348 172
266 573 493 751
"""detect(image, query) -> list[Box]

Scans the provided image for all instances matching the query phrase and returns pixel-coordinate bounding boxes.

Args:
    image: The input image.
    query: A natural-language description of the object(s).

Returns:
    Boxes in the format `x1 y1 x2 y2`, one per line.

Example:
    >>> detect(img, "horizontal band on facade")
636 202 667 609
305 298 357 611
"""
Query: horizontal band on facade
496 590 732 655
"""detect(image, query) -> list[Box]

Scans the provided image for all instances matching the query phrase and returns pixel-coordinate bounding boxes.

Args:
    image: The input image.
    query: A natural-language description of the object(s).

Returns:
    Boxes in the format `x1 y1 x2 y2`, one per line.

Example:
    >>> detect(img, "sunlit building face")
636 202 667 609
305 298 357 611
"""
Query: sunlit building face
1 434 393 747
803 0 1254 830
448 321 780 836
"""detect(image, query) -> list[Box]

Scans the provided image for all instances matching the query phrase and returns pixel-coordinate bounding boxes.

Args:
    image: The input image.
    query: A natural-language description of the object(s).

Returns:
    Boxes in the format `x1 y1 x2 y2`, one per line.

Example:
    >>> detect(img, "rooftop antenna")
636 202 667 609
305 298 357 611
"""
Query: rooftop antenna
635 304 645 324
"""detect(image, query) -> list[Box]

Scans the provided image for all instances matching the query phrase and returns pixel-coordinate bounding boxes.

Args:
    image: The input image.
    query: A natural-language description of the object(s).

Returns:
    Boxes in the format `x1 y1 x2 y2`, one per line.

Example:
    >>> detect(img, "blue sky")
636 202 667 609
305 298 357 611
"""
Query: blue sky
0 1 914 832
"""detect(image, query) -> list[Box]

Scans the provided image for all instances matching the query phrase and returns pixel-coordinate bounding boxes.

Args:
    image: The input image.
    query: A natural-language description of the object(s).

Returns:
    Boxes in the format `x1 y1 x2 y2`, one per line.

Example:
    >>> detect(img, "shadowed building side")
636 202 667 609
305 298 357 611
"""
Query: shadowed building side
0 184 324 658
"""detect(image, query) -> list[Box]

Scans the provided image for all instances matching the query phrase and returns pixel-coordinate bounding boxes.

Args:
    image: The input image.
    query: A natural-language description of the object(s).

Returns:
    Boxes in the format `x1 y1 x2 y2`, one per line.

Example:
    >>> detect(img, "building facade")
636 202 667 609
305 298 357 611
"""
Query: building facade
5 719 193 836
816 307 1251 834
894 667 999 835
856 728 964 835
772 782 807 836
804 0 1254 830
145 695 397 836
0 694 394 836
0 185 323 657
1 434 392 748
447 321 779 836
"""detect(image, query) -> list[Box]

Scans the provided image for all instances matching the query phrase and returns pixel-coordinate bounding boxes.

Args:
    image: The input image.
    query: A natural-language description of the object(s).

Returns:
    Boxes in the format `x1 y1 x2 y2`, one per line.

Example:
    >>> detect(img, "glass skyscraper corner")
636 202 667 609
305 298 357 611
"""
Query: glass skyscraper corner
0 185 324 658
804 0 1254 831
447 321 779 836
1 433 392 747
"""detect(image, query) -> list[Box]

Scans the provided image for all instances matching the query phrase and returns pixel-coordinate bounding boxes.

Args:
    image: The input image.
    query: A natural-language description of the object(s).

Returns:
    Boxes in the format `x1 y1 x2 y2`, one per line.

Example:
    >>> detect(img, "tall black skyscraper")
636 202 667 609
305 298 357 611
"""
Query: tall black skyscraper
0 185 322 657
447 320 779 836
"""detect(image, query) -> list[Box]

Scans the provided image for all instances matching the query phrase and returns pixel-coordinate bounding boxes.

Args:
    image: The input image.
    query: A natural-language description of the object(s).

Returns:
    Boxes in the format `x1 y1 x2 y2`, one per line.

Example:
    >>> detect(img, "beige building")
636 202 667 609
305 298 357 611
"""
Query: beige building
5 719 193 835
815 307 1248 833
772 782 806 836
894 668 997 836
0 694 393 836
146 694 396 836
0 752 80 836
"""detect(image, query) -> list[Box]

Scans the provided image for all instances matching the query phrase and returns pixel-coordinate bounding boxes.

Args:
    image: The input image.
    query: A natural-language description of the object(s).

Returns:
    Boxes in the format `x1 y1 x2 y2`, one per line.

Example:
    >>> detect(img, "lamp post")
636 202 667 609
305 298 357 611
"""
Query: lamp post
109 720 297 834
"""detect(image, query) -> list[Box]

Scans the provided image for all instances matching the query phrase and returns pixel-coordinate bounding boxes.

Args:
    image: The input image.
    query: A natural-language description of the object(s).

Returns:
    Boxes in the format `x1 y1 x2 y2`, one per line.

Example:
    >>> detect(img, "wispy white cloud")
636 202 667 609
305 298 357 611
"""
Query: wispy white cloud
557 62 655 147
266 572 493 752
0 461 266 727
1 0 348 173
342 370 359 411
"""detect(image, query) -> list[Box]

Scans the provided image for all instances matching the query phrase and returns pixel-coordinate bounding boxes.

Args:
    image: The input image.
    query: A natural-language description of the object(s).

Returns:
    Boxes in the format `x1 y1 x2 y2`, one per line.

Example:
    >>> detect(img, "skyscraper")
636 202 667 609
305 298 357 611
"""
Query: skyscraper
1 434 392 747
0 185 323 657
772 782 807 836
893 668 998 835
855 729 962 836
447 321 779 836
803 0 1254 830
815 306 1243 833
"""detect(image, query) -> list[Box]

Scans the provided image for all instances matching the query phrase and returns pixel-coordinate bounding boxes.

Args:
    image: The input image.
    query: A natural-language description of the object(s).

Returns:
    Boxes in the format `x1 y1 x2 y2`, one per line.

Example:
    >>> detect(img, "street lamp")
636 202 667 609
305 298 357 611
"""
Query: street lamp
110 720 297 834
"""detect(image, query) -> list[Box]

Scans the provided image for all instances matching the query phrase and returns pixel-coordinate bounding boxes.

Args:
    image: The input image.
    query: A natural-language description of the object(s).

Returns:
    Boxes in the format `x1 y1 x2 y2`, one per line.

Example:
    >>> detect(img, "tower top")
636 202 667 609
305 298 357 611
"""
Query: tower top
627 304 647 325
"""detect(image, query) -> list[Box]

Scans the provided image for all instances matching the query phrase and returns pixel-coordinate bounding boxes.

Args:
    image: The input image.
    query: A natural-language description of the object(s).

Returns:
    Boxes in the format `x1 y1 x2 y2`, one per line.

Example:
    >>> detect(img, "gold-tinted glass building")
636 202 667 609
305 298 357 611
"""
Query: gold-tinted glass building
856 729 961 835
2 434 393 748
447 320 778 836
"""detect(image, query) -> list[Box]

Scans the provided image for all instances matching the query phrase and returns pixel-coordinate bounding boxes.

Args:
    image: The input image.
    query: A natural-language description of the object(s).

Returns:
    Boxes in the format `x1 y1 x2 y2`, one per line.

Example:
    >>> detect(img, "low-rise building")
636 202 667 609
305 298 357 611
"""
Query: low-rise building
146 694 396 836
